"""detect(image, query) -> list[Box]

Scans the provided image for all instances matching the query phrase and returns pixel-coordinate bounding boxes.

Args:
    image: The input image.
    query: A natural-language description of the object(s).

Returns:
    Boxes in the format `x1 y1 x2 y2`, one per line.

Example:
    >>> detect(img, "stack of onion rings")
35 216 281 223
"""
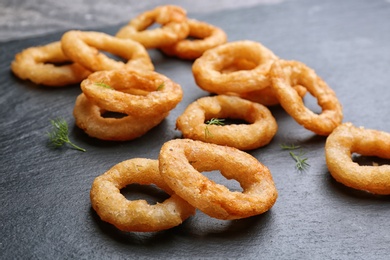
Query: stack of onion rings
325 122 390 195
80 69 183 118
176 95 277 150
11 41 92 87
73 94 170 141
159 139 278 220
90 158 196 232
160 19 228 60
116 5 190 49
269 59 343 136
74 69 183 141
61 30 154 72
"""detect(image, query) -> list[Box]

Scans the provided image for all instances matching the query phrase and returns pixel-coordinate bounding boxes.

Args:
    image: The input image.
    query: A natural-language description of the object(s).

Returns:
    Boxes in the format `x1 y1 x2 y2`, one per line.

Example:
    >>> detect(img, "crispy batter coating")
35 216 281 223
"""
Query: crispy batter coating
270 59 343 135
90 158 196 232
11 41 91 86
176 95 278 150
116 5 189 49
325 122 390 195
239 85 307 107
192 40 278 94
80 69 183 118
73 94 168 141
159 139 278 220
61 30 154 72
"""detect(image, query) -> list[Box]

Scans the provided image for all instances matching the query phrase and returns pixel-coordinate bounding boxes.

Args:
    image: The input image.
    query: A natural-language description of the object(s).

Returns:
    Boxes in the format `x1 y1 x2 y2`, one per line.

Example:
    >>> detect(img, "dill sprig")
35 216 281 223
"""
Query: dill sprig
289 150 309 171
206 118 225 126
204 118 225 138
280 143 309 171
47 118 86 152
94 82 112 89
280 143 301 150
156 82 165 91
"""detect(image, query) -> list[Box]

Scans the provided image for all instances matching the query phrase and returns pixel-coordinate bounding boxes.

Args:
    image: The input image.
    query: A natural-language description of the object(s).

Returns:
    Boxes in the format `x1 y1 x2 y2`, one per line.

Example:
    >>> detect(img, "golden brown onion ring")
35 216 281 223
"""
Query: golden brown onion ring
270 59 343 135
73 94 169 141
160 19 227 60
176 95 277 150
159 139 278 220
325 122 390 195
116 5 189 48
90 158 196 232
61 30 154 72
192 40 278 94
238 85 307 107
80 69 183 118
11 41 91 86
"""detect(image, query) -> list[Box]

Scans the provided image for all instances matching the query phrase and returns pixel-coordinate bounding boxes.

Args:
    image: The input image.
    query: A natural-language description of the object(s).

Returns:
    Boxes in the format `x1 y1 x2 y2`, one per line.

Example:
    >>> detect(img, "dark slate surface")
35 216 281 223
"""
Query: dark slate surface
1 0 390 259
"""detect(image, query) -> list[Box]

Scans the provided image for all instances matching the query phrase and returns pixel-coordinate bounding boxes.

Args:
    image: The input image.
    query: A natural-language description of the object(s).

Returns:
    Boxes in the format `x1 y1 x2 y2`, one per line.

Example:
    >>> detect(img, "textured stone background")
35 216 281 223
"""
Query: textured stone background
2 1 390 259
0 0 282 42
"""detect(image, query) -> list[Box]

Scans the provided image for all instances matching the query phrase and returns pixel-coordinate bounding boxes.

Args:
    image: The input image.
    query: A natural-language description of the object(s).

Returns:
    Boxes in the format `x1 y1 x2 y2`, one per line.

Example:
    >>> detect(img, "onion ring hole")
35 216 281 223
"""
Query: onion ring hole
120 183 170 205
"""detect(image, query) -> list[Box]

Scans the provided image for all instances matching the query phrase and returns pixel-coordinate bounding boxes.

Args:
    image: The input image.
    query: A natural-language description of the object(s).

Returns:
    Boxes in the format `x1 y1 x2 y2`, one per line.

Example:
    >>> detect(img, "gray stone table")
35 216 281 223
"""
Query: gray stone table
1 0 390 259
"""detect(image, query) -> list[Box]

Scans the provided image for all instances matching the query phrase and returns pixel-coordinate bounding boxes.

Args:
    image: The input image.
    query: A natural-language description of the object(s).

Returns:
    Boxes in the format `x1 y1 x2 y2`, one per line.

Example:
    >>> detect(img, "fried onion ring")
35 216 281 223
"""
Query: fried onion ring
192 40 278 94
80 69 183 118
90 158 196 232
160 19 228 60
73 94 169 141
11 41 91 86
116 5 189 48
61 30 154 72
325 122 390 195
176 95 277 150
239 85 307 107
270 60 343 135
159 139 278 220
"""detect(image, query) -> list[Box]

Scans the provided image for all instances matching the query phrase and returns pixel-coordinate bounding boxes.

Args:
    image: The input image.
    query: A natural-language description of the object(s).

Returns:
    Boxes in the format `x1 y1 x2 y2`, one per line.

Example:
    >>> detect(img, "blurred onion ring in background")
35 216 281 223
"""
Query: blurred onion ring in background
90 158 196 232
11 41 91 87
176 95 277 150
270 59 343 136
61 30 154 72
192 40 278 94
116 5 189 49
159 139 278 220
325 122 390 195
160 19 227 60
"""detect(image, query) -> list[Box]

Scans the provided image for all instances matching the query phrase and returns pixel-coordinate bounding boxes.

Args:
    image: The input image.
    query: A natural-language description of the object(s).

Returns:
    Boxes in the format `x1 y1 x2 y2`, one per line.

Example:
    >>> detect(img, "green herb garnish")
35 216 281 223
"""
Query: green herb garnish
204 118 225 138
280 143 309 171
289 150 309 171
280 143 301 150
47 118 86 152
94 82 112 89
157 82 165 91
206 118 225 126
